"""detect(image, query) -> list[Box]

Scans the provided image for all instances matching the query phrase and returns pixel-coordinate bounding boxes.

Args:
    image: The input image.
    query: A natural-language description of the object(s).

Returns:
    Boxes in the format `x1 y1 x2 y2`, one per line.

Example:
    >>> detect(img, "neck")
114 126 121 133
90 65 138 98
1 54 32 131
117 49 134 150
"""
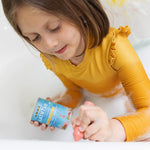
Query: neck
69 37 86 66
69 51 85 66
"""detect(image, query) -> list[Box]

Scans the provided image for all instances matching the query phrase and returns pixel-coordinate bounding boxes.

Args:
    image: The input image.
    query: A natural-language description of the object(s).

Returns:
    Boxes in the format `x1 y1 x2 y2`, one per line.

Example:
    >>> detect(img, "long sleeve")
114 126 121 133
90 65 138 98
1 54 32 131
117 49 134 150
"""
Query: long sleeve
54 73 83 109
109 26 150 141
40 53 83 109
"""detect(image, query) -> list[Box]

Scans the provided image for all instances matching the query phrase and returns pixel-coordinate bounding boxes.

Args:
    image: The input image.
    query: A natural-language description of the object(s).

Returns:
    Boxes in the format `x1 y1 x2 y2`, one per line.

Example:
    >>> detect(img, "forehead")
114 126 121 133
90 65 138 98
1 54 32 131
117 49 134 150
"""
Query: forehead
15 5 60 34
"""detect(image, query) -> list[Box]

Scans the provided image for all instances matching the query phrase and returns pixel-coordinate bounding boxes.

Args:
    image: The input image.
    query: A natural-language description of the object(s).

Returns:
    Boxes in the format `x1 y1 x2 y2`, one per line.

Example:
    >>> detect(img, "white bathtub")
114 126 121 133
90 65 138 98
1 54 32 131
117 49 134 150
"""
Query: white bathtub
1 1 150 149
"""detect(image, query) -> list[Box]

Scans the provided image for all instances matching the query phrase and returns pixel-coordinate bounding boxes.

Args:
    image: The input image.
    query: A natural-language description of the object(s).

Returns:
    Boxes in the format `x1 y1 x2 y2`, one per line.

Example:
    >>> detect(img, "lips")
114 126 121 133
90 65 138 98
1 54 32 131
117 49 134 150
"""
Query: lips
56 45 67 54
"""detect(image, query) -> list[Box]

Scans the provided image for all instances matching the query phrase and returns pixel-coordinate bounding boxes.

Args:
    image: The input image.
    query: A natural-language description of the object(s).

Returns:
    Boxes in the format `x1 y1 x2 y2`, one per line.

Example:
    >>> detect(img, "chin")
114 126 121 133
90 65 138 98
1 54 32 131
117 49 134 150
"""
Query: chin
60 58 69 61
57 54 73 61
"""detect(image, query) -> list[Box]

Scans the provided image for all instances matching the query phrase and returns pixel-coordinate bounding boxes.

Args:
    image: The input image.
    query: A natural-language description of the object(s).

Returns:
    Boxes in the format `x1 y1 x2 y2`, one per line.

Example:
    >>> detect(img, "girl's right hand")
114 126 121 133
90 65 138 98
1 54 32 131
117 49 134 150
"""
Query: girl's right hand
30 97 55 131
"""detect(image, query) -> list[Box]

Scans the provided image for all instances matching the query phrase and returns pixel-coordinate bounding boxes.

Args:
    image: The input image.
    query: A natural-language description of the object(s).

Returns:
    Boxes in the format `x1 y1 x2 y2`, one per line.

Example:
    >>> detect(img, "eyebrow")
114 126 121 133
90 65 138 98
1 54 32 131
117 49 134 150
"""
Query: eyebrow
22 21 49 36
23 32 36 36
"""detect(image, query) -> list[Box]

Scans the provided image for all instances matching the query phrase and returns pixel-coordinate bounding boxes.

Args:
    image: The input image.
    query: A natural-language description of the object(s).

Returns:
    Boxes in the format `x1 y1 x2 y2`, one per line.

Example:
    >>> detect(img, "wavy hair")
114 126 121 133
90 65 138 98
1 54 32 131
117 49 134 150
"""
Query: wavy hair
2 0 109 50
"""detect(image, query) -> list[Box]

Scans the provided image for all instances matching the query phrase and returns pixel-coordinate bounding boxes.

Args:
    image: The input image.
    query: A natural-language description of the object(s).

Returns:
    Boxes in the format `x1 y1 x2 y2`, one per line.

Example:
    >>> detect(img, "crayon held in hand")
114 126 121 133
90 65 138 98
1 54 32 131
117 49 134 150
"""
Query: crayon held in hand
73 101 94 141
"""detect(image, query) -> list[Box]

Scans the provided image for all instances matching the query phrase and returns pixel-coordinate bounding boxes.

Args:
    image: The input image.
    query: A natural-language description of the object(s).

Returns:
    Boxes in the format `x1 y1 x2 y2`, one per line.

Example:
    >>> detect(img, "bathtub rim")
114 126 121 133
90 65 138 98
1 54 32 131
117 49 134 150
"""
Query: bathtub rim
0 139 150 150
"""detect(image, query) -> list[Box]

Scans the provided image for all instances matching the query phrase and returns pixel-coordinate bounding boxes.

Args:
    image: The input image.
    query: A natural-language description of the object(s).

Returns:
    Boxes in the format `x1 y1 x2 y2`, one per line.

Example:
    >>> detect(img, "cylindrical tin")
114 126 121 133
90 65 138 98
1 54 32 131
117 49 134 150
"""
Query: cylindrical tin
31 98 72 129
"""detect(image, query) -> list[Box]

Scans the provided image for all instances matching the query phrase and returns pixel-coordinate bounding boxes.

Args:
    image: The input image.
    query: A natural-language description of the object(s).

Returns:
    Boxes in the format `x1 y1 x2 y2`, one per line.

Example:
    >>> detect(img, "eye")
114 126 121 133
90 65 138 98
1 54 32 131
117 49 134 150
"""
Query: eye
32 34 41 42
50 25 61 32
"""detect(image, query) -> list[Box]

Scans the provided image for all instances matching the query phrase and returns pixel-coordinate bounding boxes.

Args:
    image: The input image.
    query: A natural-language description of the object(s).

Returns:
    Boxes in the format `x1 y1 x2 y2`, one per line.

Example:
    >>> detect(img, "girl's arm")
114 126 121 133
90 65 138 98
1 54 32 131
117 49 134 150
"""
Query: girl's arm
109 26 150 141
54 73 83 109
40 53 83 109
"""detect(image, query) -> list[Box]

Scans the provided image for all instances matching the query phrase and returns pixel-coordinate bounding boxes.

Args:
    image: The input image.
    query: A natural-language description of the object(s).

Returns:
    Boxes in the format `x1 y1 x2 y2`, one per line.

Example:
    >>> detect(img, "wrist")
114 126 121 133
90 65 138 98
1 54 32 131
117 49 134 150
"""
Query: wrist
109 119 126 141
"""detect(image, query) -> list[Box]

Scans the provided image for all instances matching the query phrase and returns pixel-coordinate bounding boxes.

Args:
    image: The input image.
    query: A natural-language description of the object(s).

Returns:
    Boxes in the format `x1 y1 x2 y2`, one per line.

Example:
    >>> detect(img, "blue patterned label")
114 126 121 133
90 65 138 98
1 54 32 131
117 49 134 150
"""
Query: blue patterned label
31 98 72 129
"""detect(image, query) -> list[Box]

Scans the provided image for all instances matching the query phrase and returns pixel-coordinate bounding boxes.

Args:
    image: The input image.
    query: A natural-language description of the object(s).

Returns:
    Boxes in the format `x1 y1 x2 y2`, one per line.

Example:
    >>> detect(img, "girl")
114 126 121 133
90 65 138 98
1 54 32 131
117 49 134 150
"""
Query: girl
1 0 150 142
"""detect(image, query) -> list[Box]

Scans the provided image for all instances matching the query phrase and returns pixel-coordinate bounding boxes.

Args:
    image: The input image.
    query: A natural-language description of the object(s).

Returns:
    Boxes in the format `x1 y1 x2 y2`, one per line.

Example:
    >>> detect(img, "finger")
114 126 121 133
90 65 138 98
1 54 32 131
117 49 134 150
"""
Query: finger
72 118 81 130
41 124 47 131
84 122 100 139
88 130 105 142
78 119 91 132
46 97 52 101
79 105 106 121
71 117 77 125
30 120 34 124
72 117 81 126
34 121 40 127
71 117 77 128
50 126 55 131
84 101 94 106
78 106 102 132
78 105 93 132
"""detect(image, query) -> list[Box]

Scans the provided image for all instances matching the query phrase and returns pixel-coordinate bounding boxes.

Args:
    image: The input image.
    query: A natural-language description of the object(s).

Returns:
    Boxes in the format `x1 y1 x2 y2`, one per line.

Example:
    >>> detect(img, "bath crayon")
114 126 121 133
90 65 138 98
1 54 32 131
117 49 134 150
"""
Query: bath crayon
73 101 94 141
31 98 72 129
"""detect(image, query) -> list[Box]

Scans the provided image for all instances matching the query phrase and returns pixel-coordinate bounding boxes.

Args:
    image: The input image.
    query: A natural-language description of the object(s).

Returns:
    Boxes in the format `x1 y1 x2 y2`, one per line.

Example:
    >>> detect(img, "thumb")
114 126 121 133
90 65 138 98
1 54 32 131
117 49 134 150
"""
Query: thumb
84 101 95 106
46 97 53 101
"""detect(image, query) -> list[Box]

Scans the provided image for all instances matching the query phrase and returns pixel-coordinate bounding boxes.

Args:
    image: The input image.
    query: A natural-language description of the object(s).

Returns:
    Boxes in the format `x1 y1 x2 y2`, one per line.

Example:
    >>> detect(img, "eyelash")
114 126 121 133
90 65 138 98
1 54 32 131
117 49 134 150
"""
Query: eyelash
31 26 61 42
51 26 61 32
32 35 40 42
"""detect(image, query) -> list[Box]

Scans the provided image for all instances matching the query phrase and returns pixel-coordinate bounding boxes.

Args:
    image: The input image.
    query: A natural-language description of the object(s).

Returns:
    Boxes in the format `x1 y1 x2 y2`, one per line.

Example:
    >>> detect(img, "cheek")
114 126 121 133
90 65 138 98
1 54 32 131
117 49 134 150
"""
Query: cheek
66 32 81 48
33 43 48 54
61 32 74 43
61 25 80 44
33 44 43 52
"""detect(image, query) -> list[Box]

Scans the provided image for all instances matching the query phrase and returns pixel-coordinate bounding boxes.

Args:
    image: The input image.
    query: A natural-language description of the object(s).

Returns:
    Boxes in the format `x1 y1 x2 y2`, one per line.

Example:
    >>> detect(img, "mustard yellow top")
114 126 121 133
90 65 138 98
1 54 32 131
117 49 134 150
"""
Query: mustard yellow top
40 26 150 141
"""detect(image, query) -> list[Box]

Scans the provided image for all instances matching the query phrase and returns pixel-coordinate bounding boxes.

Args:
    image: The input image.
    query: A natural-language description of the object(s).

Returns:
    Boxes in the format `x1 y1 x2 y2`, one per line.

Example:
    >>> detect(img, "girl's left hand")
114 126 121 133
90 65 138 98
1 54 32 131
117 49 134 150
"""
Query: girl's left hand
72 103 114 142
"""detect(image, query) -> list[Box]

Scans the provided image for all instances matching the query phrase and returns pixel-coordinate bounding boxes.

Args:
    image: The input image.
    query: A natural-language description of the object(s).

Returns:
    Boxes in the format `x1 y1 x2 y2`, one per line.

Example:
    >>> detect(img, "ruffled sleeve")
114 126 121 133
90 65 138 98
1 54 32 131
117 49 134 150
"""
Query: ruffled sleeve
108 26 150 141
108 25 131 69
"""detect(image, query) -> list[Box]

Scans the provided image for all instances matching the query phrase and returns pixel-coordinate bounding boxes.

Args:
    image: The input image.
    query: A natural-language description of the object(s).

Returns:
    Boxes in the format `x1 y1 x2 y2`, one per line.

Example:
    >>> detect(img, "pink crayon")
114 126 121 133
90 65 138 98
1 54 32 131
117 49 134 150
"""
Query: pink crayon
73 101 94 141
73 126 84 141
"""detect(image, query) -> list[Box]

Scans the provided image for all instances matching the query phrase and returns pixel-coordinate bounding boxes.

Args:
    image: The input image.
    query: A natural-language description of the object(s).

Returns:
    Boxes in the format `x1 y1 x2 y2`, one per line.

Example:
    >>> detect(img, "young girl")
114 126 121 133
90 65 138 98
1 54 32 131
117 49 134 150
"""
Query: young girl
2 0 150 142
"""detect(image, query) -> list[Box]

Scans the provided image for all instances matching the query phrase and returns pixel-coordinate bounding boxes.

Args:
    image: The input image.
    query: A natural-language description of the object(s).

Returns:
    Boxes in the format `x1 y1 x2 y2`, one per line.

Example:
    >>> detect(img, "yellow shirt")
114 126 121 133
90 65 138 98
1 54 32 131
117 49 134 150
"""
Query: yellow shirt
40 26 150 141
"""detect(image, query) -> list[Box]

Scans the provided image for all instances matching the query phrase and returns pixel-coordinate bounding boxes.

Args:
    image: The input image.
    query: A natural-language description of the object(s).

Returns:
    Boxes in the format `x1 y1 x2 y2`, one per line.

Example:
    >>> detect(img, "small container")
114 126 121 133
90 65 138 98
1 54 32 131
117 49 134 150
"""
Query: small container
31 98 72 129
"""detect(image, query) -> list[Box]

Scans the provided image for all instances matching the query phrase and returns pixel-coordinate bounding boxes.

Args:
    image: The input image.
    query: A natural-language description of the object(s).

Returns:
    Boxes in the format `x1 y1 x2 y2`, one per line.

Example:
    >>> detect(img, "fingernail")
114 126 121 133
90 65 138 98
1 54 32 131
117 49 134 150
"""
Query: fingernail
79 126 84 132
30 121 33 124
76 120 80 126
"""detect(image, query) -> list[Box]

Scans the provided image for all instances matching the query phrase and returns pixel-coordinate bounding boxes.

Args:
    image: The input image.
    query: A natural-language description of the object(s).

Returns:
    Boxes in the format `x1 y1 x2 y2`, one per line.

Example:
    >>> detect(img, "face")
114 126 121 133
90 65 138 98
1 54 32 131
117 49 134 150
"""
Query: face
16 5 85 61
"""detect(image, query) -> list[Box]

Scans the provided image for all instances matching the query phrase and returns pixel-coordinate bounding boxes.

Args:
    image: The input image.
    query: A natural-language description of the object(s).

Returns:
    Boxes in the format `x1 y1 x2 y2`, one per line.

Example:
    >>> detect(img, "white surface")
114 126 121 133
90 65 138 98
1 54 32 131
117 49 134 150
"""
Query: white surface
0 140 150 150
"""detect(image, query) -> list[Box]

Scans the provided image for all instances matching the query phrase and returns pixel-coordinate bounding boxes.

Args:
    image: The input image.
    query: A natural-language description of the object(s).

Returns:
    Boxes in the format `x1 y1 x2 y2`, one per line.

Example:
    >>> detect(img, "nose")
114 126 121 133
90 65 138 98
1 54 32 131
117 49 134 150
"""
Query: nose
43 34 58 51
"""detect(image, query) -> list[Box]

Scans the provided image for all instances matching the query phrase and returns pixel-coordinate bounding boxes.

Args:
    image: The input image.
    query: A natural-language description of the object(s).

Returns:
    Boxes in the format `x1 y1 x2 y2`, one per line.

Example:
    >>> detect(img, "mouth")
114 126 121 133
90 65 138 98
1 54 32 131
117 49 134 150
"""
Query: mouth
55 45 67 54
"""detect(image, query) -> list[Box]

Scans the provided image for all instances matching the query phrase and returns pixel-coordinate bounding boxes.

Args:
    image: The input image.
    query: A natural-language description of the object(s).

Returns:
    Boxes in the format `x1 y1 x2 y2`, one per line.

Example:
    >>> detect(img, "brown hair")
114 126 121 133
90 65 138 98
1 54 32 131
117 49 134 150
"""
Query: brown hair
2 0 109 50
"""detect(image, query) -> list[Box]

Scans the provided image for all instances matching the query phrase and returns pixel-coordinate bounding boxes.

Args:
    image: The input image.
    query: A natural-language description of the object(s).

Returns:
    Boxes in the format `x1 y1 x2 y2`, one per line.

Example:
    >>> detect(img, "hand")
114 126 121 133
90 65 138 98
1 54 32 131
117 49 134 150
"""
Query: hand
72 103 120 142
30 97 55 131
